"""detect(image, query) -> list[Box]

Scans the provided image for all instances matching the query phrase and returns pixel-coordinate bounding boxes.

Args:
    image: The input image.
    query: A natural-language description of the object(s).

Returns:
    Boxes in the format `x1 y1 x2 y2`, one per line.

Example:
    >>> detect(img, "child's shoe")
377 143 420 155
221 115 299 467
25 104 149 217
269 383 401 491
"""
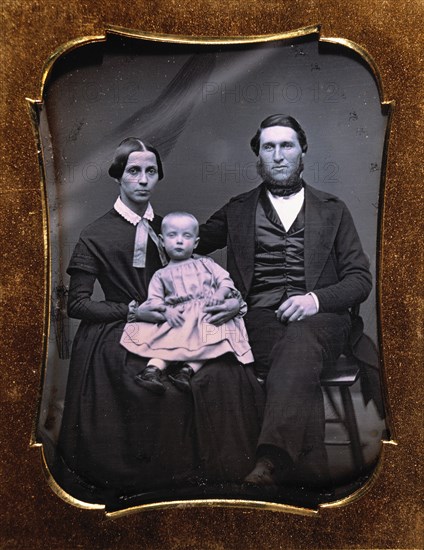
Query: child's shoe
134 366 166 394
168 365 194 393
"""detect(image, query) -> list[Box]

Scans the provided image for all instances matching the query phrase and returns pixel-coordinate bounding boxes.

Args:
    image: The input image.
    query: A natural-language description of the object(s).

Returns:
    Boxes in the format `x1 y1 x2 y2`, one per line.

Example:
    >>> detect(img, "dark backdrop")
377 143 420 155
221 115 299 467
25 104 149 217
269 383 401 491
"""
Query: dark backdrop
38 35 387 441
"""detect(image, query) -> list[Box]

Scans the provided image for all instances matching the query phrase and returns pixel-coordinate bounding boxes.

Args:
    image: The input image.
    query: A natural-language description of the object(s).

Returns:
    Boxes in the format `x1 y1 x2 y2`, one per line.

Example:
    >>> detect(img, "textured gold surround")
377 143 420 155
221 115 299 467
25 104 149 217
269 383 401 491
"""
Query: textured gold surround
1 1 423 548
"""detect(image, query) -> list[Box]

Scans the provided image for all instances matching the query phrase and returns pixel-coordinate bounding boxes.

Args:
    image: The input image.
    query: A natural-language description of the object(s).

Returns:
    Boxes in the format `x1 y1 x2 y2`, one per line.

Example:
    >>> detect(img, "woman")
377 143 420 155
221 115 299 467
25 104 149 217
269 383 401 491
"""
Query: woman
54 138 263 503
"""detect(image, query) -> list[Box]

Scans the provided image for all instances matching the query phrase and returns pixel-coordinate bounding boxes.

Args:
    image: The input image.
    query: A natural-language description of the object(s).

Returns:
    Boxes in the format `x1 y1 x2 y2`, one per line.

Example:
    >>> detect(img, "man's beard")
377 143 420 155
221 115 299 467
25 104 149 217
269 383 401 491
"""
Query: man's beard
257 158 304 197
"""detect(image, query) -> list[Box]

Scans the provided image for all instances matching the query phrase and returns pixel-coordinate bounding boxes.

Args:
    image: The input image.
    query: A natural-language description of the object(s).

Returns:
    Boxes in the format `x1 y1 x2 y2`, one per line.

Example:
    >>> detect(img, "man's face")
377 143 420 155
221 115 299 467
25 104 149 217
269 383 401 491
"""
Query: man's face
258 126 305 186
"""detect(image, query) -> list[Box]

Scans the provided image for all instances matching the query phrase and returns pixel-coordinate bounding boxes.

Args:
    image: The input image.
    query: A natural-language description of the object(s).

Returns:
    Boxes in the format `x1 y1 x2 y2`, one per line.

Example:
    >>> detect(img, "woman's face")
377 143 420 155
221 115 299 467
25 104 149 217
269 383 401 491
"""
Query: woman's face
119 151 159 214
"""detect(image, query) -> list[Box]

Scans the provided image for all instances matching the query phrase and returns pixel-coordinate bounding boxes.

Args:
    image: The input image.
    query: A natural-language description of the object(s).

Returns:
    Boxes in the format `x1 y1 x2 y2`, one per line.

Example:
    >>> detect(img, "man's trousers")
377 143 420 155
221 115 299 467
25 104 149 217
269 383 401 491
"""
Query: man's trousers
244 308 352 486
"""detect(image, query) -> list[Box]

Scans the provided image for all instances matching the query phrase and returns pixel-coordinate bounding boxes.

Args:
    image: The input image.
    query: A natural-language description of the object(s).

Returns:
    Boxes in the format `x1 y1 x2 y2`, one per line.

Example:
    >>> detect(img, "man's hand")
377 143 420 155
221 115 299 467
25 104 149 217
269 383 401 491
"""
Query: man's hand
275 294 318 323
164 307 185 328
204 297 240 326
135 301 166 323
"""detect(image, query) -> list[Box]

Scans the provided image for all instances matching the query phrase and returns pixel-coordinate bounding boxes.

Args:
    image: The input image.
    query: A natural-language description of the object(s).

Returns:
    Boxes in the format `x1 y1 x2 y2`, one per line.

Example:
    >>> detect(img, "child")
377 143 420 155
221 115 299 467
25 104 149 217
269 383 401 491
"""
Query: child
120 211 254 394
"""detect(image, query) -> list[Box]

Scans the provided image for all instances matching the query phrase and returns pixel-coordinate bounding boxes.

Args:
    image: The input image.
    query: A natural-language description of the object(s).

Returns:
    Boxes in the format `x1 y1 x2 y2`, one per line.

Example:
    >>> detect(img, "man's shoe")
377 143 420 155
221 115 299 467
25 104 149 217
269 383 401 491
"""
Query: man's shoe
168 365 194 393
134 366 166 394
243 457 276 486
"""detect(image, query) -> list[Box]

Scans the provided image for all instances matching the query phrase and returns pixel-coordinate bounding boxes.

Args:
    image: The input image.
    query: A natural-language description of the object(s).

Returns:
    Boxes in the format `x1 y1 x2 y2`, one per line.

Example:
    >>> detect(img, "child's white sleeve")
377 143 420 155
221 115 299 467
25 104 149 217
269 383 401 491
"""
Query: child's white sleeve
207 258 248 316
145 272 167 307
207 258 235 290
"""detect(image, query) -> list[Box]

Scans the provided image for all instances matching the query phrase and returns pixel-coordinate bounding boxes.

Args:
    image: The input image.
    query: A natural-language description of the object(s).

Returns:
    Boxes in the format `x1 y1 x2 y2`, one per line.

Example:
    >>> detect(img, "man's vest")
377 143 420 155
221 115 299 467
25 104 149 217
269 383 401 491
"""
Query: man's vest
247 192 306 309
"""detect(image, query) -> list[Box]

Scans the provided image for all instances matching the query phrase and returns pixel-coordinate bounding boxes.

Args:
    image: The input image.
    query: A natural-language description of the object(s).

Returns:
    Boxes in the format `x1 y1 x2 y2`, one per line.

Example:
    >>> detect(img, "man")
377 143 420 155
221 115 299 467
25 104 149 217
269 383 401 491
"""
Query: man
197 114 372 488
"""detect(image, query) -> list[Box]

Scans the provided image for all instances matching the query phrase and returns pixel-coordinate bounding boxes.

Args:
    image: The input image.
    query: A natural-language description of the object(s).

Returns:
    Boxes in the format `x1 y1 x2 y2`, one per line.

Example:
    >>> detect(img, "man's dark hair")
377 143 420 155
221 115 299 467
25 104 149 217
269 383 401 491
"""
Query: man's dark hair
250 114 308 156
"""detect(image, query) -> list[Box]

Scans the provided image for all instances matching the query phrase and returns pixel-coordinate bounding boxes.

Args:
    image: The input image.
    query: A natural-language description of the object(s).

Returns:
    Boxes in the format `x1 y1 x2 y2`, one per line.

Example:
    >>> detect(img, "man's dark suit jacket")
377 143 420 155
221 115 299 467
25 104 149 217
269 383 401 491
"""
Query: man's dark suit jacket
198 182 385 416
198 182 372 312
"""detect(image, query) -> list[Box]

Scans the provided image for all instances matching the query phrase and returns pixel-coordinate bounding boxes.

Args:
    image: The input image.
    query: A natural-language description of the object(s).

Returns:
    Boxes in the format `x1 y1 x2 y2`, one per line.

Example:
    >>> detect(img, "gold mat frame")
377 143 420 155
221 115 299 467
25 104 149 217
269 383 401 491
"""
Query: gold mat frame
1 2 422 548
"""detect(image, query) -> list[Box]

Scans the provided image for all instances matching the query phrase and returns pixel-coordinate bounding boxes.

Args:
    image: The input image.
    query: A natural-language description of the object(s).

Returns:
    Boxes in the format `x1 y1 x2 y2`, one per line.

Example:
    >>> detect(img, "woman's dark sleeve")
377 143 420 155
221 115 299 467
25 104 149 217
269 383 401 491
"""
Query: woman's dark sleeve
67 270 129 322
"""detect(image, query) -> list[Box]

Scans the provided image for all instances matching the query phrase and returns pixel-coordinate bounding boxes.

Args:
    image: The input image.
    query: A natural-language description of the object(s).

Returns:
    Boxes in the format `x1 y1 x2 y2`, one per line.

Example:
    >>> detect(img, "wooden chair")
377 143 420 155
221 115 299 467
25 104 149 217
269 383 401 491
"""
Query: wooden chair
321 354 365 474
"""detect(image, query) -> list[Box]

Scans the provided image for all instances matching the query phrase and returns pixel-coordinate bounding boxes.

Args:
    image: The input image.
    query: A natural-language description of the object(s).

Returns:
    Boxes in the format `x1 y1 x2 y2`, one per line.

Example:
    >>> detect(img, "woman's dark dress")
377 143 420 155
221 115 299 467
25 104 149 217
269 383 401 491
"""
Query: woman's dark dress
56 209 263 500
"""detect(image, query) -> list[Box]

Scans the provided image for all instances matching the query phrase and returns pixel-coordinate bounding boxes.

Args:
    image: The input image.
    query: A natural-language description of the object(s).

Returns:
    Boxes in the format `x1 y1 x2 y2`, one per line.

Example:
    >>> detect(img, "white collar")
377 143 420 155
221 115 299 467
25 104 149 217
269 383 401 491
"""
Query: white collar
266 187 304 232
266 187 304 204
114 197 154 226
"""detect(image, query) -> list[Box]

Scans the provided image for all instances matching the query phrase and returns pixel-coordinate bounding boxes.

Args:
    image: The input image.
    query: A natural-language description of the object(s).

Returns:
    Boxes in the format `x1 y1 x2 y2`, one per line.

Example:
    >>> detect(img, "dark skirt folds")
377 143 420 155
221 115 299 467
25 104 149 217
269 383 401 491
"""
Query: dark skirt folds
56 319 264 501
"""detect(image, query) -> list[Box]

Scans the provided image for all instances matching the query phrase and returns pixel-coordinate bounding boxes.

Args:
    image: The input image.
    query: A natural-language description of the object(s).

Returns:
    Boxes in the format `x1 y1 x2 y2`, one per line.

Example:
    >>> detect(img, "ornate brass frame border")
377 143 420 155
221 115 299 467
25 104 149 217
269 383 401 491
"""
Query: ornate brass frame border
25 23 396 518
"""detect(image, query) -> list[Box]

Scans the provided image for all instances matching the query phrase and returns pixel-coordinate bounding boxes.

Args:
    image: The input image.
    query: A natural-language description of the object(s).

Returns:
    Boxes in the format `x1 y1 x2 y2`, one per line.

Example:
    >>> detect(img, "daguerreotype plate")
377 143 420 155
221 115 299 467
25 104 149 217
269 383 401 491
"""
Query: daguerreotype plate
2 2 423 549
31 25 391 515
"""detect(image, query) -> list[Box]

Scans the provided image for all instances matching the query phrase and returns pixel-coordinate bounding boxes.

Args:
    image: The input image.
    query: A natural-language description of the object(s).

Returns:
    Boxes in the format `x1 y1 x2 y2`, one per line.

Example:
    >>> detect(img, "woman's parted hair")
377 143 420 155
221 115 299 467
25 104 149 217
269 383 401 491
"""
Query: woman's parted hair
108 137 164 180
250 114 308 156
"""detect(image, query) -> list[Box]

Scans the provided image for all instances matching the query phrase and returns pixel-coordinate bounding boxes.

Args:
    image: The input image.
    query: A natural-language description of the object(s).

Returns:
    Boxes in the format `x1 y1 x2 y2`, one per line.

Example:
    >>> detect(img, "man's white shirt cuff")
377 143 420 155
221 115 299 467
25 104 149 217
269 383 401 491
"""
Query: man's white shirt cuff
307 292 319 312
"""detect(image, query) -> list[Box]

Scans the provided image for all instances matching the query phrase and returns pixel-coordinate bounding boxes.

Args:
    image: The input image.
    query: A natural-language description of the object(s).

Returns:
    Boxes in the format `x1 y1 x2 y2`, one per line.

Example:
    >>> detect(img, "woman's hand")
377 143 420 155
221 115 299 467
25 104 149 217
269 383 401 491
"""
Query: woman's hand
135 301 166 323
204 297 240 326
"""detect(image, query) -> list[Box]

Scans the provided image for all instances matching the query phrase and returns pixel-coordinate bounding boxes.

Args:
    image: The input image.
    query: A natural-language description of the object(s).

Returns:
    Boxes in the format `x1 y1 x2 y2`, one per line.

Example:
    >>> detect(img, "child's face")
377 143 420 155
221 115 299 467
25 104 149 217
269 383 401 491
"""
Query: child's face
161 216 199 261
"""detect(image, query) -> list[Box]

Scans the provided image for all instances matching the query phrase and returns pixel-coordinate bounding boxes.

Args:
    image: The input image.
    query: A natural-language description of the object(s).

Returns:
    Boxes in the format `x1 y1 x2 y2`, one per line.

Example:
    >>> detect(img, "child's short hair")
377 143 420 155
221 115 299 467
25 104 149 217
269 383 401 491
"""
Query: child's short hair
161 212 199 236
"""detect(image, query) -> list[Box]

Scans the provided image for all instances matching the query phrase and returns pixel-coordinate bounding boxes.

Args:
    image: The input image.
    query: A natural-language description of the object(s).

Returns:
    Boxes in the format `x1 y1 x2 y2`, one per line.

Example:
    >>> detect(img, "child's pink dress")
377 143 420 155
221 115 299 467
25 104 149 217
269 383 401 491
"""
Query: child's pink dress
120 256 254 364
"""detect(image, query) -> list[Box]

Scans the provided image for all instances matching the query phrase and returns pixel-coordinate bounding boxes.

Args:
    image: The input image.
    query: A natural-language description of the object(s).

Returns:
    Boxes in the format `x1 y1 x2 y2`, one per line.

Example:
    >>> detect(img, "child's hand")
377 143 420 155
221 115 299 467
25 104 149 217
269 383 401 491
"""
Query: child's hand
164 307 185 327
205 288 228 307
205 295 225 306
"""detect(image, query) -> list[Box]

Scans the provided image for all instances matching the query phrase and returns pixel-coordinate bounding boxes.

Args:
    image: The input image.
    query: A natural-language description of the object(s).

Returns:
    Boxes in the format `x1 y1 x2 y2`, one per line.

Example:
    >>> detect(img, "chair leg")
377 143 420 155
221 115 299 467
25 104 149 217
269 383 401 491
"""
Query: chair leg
340 386 365 473
324 386 343 420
